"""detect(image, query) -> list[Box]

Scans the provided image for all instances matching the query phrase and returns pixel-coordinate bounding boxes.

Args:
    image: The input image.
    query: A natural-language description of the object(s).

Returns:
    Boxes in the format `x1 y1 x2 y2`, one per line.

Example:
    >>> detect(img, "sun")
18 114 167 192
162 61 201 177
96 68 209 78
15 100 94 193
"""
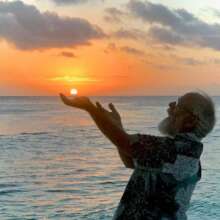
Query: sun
70 88 78 95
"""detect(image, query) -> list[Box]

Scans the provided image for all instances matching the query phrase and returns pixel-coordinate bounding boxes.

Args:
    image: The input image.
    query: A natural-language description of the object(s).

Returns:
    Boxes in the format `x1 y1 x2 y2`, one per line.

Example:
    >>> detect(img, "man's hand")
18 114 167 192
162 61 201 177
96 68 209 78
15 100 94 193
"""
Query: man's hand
60 93 123 128
96 102 123 129
95 102 123 129
59 93 94 112
60 93 133 161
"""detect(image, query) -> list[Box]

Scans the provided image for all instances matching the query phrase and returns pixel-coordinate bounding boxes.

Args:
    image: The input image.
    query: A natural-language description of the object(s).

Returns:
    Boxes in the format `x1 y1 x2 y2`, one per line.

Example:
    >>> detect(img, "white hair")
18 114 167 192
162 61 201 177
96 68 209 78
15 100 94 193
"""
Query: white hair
184 91 216 138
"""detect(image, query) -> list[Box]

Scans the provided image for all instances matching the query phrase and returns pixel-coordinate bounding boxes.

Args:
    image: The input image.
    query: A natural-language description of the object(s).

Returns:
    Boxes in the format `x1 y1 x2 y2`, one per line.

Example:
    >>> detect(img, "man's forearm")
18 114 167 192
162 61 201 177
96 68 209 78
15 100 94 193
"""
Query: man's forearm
87 105 132 156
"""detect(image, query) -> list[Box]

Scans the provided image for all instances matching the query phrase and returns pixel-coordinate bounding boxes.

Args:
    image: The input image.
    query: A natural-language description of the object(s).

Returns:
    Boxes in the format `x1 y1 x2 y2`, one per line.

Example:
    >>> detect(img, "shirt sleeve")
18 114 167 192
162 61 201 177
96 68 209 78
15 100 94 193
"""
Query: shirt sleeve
130 134 177 169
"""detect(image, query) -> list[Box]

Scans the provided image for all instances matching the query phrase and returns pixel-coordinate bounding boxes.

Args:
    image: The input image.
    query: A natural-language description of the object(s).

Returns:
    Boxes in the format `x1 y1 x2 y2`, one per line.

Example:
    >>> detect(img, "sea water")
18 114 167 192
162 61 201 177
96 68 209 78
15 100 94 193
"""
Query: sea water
0 96 219 220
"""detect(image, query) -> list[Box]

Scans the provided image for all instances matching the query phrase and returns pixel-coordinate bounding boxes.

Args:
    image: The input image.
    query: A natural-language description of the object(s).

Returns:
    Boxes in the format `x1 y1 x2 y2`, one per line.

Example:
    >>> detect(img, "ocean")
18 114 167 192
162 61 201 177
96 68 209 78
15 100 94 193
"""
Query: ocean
0 96 219 220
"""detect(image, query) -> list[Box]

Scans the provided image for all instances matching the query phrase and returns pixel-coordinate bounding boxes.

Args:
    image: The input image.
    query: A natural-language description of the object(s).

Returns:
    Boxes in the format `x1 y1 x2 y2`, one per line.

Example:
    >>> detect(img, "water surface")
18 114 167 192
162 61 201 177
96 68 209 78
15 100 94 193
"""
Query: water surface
0 96 219 219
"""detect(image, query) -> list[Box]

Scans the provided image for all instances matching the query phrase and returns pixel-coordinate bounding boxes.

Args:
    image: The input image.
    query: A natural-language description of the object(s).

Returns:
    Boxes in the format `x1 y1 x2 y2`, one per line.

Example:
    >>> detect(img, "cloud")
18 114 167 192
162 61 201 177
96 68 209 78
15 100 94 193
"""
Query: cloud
59 51 76 58
212 58 220 64
104 43 145 56
127 0 220 51
148 26 184 45
171 55 205 66
169 54 220 66
179 57 204 66
120 46 145 56
0 1 104 50
52 0 89 4
210 8 220 18
107 42 117 50
112 28 147 40
104 7 125 23
50 75 100 83
104 42 117 53
51 0 105 5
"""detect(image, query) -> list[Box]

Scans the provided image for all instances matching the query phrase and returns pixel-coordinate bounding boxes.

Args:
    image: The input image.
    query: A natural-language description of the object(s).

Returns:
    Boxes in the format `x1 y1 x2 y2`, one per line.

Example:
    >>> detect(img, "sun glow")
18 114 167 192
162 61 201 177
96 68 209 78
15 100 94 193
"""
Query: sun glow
50 75 100 83
70 88 78 95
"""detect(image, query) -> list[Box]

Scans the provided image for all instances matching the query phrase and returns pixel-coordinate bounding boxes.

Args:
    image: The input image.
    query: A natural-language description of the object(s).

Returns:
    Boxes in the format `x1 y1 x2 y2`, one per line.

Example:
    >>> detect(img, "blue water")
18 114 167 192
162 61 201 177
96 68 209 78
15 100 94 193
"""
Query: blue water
0 96 219 220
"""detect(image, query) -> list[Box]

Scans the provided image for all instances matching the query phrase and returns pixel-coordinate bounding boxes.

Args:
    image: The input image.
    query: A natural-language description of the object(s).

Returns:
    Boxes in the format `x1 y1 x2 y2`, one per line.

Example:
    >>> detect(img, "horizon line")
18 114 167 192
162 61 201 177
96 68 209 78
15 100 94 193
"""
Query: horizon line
1 95 220 97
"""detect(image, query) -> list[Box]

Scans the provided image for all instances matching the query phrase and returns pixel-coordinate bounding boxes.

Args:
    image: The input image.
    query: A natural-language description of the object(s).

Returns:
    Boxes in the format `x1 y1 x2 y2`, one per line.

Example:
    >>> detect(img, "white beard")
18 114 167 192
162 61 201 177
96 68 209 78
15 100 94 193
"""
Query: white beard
158 117 177 137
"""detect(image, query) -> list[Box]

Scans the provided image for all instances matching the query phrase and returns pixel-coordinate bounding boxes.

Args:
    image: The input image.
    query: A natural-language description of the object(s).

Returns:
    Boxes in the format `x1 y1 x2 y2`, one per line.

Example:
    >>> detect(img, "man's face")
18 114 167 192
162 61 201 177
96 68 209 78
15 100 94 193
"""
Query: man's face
158 96 197 136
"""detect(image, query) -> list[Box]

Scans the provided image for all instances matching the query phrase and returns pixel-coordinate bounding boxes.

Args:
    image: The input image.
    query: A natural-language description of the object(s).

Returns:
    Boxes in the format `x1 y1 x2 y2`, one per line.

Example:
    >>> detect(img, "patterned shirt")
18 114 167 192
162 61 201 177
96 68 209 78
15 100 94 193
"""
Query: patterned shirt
113 133 203 220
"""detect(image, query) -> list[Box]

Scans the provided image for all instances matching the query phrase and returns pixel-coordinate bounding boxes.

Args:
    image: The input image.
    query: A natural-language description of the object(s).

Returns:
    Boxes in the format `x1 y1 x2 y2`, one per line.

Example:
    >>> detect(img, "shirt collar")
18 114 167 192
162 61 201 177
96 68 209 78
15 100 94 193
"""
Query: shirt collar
175 132 202 142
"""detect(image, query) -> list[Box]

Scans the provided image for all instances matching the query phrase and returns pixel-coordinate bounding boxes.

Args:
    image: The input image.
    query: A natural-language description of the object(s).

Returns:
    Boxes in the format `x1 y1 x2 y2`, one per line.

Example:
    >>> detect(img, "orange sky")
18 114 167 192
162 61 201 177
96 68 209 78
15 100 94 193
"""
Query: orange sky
1 0 220 96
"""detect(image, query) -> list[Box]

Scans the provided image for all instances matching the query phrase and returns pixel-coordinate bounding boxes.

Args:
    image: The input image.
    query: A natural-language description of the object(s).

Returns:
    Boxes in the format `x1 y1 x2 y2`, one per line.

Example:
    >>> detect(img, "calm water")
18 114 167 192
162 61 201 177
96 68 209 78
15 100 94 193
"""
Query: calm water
0 96 219 220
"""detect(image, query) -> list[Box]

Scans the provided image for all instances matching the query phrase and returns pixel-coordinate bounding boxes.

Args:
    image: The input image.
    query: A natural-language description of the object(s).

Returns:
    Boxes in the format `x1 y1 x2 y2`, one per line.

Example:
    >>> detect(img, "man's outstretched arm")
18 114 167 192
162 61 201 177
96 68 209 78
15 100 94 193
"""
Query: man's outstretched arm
60 94 135 167
88 102 136 168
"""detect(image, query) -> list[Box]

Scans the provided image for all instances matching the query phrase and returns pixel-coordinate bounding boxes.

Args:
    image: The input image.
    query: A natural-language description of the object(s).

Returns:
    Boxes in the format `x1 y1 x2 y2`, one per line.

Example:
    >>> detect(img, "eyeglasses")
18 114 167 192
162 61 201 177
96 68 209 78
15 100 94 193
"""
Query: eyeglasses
169 99 198 118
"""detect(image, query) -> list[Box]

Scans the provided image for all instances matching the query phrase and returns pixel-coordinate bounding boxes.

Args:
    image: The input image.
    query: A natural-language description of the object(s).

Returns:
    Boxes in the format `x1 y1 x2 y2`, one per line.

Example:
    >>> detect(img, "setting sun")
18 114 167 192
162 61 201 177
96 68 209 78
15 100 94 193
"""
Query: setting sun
70 88 78 96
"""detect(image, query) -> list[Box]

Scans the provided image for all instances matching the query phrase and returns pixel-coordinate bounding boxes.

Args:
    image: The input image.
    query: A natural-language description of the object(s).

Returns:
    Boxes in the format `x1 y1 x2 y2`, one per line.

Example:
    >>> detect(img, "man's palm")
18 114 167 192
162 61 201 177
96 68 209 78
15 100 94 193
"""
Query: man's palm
60 93 92 111
60 93 123 129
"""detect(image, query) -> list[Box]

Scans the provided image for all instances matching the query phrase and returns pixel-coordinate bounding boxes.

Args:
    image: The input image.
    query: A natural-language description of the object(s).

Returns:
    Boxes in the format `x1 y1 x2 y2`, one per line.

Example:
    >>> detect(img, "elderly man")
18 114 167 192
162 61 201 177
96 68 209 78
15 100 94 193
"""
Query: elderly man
60 92 215 220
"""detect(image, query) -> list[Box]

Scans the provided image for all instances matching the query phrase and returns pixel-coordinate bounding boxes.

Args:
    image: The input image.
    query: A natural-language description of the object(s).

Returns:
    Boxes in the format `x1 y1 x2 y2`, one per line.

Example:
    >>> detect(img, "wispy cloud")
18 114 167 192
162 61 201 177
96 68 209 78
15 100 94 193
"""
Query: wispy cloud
51 0 105 5
170 55 205 66
148 26 184 45
120 46 145 56
175 56 220 66
210 8 220 18
0 1 104 50
104 7 126 23
127 0 220 51
52 0 88 4
112 28 147 40
104 43 145 56
59 51 76 58
50 75 101 83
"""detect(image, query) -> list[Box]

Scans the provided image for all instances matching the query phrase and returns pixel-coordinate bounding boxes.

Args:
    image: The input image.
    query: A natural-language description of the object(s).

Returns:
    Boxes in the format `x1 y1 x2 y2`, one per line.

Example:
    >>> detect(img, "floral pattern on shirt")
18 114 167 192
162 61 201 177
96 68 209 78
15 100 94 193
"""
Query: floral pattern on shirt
113 133 203 220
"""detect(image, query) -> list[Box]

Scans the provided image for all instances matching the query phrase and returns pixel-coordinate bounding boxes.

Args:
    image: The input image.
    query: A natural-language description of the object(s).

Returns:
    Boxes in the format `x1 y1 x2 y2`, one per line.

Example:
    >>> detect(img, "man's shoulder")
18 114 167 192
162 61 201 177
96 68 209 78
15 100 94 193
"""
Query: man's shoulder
128 133 172 145
174 133 203 159
129 132 203 159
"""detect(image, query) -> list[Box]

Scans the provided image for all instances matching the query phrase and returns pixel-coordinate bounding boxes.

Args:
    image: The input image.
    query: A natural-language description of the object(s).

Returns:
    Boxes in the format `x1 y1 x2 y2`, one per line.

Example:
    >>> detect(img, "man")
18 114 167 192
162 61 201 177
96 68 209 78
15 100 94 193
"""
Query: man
60 92 215 220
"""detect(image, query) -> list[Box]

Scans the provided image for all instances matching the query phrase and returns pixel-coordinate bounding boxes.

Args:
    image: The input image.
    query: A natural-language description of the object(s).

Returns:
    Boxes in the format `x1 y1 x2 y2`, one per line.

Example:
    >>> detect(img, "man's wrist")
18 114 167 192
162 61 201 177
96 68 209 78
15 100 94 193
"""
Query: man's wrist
85 102 96 114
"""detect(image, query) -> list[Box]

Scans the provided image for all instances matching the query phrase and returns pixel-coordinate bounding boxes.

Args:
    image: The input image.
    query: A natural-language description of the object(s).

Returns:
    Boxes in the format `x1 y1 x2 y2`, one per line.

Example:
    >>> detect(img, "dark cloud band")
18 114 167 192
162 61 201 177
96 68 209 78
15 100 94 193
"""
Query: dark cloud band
0 1 104 50
52 0 89 5
51 0 104 5
127 0 220 51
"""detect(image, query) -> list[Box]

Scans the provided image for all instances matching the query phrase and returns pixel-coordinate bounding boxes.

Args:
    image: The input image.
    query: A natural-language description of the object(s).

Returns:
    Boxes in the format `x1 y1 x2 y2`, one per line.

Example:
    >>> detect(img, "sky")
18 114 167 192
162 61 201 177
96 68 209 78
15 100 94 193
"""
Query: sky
1 0 220 96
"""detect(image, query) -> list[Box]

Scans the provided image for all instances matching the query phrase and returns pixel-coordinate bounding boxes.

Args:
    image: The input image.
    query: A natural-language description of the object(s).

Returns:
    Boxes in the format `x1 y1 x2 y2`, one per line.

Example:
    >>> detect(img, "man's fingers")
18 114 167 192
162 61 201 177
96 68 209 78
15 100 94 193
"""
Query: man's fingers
60 93 71 105
59 93 75 107
109 103 119 115
96 102 110 113
96 102 105 111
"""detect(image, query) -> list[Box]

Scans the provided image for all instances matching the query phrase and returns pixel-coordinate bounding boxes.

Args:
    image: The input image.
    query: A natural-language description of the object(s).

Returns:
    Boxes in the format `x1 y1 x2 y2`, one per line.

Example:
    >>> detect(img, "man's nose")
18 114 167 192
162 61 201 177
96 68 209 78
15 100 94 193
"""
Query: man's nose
169 101 176 108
